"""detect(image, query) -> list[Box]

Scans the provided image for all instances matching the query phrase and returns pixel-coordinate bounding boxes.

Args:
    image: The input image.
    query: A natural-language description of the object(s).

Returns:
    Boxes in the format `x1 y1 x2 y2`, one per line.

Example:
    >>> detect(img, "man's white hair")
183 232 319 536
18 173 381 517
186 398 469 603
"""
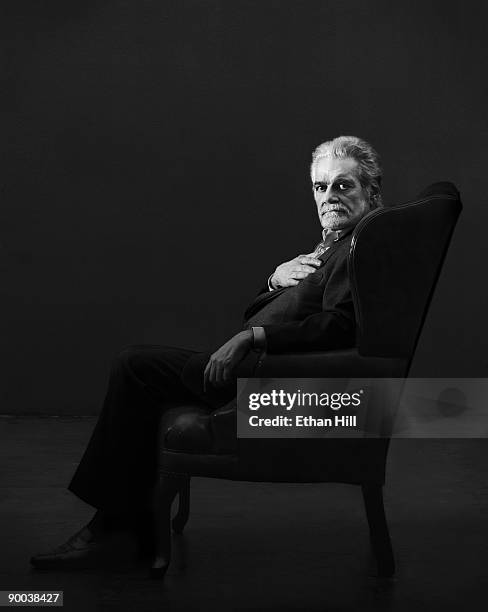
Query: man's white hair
310 135 383 208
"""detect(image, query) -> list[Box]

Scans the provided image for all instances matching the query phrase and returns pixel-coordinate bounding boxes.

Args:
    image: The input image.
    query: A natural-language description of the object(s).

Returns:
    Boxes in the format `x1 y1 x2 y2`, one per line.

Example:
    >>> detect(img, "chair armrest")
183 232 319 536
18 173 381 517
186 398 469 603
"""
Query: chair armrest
254 348 407 378
209 349 406 453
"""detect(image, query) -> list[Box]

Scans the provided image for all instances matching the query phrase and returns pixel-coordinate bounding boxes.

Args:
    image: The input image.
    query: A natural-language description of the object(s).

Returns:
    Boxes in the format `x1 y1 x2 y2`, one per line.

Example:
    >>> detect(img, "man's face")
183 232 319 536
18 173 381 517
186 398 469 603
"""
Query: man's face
312 157 371 232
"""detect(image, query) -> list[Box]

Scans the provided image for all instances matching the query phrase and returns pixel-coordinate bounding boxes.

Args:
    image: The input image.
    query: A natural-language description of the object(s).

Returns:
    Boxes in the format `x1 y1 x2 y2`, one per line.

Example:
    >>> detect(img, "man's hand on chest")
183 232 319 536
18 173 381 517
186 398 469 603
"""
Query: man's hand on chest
269 253 322 290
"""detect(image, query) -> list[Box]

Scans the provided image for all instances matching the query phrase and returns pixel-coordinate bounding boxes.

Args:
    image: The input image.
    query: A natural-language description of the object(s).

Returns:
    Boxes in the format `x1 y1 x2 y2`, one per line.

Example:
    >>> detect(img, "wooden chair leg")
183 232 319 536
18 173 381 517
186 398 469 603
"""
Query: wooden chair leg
172 476 191 534
151 473 182 578
361 484 395 577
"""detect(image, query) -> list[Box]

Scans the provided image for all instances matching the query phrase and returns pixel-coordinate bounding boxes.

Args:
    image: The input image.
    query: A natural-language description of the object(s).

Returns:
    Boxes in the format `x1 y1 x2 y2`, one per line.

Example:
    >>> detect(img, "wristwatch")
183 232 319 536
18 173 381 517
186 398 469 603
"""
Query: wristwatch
251 326 267 352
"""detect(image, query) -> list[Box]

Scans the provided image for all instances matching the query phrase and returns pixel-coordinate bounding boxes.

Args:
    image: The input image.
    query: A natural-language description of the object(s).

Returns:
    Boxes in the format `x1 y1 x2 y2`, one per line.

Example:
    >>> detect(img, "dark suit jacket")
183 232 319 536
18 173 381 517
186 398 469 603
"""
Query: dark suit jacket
242 231 356 353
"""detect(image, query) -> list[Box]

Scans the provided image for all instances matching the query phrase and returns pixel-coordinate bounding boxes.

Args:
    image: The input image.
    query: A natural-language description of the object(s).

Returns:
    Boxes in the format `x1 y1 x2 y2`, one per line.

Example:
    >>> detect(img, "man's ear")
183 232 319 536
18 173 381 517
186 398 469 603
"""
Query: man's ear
368 187 381 209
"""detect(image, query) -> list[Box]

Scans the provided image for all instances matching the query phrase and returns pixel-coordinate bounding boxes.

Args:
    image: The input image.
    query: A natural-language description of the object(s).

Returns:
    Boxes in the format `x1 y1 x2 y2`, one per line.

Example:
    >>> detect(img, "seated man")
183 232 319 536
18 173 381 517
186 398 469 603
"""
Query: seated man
31 135 383 568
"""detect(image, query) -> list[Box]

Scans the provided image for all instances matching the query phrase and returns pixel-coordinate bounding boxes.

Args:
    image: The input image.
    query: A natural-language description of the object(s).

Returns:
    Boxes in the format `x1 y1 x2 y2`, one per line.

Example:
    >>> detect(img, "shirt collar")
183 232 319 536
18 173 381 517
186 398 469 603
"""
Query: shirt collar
323 226 356 242
322 228 342 243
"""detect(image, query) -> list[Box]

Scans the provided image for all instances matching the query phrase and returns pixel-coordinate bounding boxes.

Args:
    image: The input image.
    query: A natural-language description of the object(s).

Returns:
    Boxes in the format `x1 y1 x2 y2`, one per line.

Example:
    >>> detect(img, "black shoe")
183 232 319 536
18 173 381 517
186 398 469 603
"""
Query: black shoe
30 527 105 569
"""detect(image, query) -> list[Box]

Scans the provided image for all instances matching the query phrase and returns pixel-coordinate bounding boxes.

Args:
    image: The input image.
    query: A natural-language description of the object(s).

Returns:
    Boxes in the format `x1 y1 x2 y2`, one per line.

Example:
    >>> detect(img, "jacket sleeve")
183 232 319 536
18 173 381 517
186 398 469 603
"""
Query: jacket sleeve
261 250 356 353
242 283 275 323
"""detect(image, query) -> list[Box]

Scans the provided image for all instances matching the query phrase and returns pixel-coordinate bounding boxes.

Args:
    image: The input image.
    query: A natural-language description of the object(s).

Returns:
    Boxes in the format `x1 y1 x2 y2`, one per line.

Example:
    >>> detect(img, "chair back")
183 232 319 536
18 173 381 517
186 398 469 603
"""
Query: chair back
349 182 462 365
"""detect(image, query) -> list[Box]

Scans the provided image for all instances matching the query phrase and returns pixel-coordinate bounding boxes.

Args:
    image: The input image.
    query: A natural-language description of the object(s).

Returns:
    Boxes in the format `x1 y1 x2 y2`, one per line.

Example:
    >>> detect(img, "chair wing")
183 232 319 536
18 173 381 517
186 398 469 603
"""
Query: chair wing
350 183 462 361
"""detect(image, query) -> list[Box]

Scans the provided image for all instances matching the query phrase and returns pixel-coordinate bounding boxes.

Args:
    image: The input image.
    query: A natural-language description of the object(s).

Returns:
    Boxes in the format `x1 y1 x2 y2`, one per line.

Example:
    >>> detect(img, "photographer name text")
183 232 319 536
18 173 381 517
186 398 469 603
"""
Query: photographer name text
249 414 357 428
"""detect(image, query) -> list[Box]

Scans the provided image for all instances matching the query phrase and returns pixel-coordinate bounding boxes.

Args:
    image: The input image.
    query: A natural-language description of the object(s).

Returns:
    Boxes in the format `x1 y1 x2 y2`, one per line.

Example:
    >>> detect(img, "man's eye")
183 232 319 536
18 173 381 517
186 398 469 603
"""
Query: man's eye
338 183 349 191
314 185 326 192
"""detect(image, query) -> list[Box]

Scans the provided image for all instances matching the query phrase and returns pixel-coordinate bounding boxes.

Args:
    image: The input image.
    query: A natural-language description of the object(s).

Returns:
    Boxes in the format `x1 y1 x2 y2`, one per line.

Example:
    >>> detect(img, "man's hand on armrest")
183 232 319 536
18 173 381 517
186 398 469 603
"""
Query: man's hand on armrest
204 330 254 390
270 253 321 289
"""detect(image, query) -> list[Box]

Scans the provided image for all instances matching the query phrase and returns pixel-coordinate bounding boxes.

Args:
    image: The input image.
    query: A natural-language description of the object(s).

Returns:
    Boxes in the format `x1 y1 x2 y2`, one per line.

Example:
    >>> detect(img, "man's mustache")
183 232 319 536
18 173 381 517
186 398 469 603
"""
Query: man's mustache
320 205 349 214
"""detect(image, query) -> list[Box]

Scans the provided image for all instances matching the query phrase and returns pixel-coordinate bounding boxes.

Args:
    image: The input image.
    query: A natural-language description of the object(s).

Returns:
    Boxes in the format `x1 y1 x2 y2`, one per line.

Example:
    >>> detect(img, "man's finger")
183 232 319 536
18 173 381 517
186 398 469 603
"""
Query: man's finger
214 361 224 387
299 256 321 267
203 360 211 392
208 360 217 388
298 264 318 273
292 270 312 279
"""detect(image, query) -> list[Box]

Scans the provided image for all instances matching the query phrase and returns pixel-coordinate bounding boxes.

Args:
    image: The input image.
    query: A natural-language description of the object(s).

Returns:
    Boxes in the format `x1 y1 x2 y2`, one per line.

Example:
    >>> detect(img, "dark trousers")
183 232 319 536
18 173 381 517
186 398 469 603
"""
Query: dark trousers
68 344 236 517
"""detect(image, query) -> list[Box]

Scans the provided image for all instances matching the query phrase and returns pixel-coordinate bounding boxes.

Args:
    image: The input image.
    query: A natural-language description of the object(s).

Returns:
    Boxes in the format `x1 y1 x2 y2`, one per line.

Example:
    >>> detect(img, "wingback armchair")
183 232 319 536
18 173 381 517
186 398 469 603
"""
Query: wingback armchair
151 182 462 579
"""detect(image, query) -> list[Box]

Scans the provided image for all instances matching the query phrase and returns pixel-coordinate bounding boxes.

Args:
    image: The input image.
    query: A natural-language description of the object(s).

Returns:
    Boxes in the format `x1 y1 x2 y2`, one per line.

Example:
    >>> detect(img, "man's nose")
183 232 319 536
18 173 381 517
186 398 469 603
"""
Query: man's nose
323 185 339 204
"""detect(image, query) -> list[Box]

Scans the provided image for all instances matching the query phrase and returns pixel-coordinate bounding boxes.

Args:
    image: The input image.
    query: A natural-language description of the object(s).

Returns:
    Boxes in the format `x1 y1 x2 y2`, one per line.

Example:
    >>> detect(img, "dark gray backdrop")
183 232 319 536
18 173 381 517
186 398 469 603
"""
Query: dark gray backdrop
2 0 487 414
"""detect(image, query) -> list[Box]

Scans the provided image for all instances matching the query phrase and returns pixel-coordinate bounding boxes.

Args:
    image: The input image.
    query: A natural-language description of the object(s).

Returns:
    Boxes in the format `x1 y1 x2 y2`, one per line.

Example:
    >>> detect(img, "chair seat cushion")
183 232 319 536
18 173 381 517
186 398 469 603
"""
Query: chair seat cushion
159 399 390 484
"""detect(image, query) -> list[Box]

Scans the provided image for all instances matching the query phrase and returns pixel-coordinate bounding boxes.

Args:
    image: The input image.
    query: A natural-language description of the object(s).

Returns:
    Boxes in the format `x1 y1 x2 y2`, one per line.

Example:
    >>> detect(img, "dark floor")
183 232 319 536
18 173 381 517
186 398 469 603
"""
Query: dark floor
1 416 487 612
